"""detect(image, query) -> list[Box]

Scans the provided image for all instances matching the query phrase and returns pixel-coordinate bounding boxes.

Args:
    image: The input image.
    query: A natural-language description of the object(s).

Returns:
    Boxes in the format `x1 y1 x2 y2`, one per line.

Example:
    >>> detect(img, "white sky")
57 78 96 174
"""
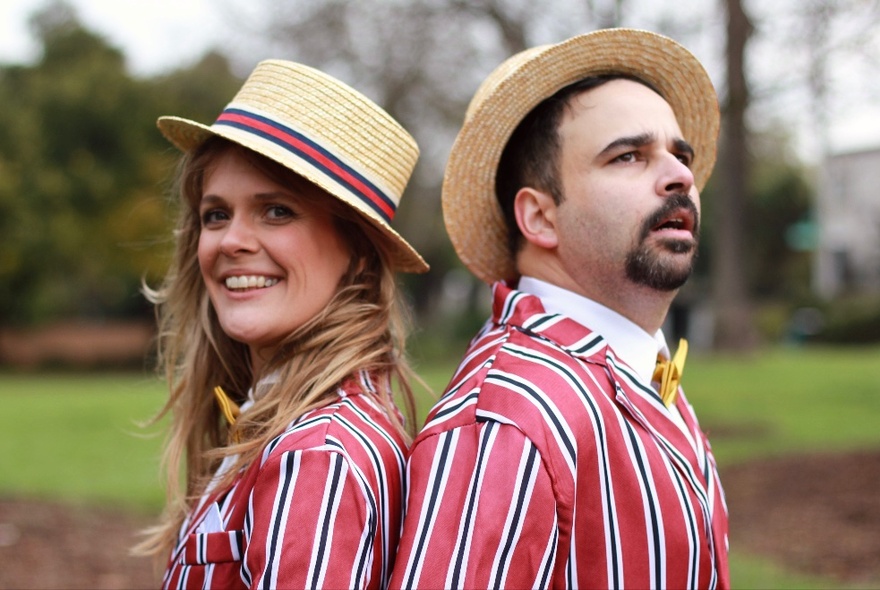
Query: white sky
0 0 226 75
3 0 880 158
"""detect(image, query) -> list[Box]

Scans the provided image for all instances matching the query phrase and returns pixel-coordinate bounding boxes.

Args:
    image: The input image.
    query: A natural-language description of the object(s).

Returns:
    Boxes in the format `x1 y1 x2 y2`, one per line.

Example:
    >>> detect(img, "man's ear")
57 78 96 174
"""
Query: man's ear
514 187 559 250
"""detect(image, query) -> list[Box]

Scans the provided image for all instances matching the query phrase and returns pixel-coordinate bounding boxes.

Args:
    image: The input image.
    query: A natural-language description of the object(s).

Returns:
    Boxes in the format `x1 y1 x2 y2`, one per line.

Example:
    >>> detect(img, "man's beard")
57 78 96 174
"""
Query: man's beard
625 193 700 291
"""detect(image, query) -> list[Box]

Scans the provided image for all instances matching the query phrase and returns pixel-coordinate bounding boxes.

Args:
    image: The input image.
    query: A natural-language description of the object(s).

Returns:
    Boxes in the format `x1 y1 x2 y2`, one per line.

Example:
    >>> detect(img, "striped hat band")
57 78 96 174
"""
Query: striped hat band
214 107 398 224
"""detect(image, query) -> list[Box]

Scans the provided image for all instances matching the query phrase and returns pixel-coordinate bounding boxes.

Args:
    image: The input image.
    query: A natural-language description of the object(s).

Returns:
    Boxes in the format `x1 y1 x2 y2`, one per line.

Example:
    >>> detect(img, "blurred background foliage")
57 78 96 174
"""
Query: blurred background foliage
1 0 879 354
0 2 242 326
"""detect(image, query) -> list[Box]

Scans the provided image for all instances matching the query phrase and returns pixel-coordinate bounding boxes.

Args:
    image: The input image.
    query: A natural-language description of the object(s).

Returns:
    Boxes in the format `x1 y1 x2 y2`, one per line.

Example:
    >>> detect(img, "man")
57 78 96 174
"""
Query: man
391 29 729 589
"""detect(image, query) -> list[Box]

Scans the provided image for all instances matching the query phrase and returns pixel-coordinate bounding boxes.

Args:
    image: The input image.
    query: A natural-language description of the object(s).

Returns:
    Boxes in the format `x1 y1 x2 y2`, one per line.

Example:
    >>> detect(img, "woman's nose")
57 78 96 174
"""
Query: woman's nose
219 216 259 256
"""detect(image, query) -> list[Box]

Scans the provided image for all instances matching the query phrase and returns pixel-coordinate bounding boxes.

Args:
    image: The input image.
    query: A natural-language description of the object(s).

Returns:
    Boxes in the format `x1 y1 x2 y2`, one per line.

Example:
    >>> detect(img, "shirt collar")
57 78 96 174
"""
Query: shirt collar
518 276 668 383
241 370 281 413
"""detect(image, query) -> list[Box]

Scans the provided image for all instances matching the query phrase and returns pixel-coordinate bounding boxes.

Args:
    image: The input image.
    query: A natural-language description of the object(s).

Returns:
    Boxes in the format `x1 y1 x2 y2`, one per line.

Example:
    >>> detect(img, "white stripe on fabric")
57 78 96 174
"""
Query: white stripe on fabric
334 403 397 586
400 428 460 587
673 466 700 588
608 354 715 528
424 389 480 431
241 494 254 587
326 429 377 587
484 368 577 474
446 422 500 588
618 412 665 588
306 453 348 588
504 340 623 586
490 438 543 589
498 289 524 324
535 521 558 589
261 451 299 589
521 312 565 334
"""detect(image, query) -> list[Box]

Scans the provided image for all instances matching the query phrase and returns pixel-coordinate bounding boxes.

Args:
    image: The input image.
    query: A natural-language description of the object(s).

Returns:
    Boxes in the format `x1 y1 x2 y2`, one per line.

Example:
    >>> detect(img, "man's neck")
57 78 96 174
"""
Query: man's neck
517 252 675 334
516 276 669 383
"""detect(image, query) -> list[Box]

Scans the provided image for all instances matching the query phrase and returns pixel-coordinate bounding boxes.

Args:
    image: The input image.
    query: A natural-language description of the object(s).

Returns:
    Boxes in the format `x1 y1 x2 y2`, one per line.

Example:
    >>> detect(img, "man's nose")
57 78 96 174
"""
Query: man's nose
657 153 696 196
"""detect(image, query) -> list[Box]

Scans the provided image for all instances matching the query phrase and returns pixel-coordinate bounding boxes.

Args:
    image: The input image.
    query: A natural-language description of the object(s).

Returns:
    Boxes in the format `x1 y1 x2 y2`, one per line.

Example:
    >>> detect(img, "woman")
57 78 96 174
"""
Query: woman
140 60 428 589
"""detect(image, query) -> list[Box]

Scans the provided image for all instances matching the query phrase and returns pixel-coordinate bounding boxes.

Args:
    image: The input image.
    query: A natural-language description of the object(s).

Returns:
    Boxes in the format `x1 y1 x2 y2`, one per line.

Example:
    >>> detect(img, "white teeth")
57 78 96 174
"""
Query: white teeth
225 275 278 290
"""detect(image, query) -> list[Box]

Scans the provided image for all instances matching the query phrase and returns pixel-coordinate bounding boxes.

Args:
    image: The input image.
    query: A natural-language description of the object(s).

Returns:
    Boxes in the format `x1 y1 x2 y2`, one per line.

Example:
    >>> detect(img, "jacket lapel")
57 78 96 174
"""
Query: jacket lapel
604 355 711 494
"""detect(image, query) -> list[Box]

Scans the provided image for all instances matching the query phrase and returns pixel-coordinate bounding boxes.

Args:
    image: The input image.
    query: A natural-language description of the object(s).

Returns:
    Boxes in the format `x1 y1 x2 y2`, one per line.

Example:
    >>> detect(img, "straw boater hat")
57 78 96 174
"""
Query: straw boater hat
157 59 428 273
442 28 720 284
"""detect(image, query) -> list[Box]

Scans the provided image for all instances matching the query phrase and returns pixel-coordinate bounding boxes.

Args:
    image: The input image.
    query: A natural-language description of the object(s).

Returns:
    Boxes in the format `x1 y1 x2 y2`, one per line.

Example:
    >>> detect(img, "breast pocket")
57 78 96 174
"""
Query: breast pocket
180 529 244 565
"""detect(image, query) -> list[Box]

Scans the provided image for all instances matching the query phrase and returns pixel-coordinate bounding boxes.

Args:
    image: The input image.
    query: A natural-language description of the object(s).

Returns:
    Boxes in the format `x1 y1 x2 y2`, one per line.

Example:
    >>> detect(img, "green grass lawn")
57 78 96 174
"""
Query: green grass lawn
0 372 168 513
682 345 880 465
1 344 878 588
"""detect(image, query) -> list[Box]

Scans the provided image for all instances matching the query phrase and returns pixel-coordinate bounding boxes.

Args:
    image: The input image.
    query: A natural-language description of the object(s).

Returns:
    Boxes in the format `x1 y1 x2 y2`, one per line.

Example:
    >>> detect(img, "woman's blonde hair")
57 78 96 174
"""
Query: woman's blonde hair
138 137 418 560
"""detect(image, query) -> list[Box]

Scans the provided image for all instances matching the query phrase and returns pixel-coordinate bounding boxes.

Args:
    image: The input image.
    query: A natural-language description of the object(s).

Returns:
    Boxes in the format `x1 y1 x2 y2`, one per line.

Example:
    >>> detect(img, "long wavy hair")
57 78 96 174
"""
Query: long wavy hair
138 137 419 560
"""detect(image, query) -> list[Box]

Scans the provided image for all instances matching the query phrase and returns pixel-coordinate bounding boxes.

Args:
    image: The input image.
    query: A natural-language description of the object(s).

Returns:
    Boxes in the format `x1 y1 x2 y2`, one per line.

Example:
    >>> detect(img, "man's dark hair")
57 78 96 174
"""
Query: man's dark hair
495 73 662 256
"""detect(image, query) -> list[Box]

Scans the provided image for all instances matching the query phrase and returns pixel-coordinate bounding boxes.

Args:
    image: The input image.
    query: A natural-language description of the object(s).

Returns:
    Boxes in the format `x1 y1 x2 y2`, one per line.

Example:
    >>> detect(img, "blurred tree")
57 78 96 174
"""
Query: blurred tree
711 0 759 350
755 0 880 159
708 0 880 346
747 128 815 301
0 1 241 326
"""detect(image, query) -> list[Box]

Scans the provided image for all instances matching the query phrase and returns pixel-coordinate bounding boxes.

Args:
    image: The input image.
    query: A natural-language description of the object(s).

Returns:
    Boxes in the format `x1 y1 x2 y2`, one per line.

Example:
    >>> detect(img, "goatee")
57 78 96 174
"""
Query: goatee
625 194 700 291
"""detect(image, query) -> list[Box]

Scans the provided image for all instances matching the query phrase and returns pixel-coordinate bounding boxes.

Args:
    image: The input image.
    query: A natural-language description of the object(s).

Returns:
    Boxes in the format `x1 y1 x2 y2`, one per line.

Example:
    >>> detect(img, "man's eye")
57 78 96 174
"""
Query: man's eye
614 152 637 163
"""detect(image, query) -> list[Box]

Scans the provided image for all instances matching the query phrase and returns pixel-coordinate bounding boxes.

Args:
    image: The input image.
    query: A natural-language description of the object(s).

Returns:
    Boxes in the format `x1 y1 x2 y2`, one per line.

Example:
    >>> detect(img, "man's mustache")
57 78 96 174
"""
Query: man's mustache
638 193 700 240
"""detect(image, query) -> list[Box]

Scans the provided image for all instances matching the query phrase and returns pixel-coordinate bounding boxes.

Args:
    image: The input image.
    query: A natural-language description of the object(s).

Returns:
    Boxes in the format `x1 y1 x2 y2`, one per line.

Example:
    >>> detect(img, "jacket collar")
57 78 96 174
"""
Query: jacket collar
491 281 709 485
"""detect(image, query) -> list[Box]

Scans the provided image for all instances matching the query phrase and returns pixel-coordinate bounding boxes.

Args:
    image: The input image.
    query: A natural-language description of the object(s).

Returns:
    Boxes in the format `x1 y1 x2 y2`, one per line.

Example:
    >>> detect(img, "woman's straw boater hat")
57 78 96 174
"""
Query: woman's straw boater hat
443 28 720 284
157 59 428 273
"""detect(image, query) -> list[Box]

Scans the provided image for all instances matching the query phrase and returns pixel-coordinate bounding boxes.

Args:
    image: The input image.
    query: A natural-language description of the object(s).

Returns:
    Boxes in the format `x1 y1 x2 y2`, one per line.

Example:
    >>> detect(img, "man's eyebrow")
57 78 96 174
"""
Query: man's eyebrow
597 133 696 161
673 138 695 161
597 132 654 157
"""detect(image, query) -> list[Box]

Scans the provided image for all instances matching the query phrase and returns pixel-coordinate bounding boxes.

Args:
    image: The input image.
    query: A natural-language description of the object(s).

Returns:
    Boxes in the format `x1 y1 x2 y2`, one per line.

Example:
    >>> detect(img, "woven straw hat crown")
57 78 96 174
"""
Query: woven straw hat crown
158 59 428 273
442 28 720 284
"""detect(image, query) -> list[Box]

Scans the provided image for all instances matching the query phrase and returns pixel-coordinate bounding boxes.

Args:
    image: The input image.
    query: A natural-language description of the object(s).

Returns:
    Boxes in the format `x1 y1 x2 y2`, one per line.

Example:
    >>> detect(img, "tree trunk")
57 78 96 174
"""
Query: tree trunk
712 0 759 351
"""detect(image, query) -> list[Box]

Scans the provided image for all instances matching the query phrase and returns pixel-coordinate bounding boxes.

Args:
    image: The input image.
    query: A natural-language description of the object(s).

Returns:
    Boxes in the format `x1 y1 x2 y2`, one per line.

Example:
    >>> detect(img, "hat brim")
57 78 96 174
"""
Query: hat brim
158 115 429 274
442 28 720 284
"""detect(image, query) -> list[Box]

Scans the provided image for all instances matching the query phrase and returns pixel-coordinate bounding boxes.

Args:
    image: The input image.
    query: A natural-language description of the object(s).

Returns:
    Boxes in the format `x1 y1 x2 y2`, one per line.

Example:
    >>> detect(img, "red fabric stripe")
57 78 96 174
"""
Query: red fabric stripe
218 112 395 220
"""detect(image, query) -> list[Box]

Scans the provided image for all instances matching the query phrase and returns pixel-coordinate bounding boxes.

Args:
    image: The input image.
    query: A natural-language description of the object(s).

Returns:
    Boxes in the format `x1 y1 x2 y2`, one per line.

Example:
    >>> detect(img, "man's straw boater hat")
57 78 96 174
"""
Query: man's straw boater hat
157 59 428 273
442 28 720 284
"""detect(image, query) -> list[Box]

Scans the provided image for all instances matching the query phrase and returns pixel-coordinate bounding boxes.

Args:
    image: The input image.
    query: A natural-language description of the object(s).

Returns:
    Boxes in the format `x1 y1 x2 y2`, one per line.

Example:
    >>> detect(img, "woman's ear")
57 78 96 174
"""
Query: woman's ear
514 188 559 250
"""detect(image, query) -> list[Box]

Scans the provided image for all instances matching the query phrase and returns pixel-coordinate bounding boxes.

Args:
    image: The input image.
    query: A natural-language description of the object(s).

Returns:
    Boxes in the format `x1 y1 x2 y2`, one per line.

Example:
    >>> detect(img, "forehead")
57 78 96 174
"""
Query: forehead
559 78 684 147
202 148 328 202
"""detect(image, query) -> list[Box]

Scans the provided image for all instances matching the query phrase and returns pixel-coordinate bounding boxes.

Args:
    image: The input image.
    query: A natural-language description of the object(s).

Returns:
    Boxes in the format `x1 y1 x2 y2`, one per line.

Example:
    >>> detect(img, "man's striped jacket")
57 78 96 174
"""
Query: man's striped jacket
391 282 729 589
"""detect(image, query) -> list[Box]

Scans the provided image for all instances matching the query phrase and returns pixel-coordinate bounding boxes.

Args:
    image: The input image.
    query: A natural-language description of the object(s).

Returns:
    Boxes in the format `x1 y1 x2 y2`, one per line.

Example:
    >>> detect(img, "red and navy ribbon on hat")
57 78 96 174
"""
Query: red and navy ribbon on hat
215 108 397 223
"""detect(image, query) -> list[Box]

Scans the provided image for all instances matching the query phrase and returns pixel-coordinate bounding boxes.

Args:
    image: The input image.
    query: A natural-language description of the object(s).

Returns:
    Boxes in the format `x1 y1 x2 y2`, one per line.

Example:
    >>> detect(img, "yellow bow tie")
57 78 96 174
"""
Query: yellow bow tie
213 386 241 442
652 338 688 408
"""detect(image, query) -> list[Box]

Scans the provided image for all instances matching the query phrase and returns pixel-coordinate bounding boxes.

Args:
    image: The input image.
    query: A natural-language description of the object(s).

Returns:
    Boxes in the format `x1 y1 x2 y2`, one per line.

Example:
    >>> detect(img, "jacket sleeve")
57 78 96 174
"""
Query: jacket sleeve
243 448 376 589
390 421 559 589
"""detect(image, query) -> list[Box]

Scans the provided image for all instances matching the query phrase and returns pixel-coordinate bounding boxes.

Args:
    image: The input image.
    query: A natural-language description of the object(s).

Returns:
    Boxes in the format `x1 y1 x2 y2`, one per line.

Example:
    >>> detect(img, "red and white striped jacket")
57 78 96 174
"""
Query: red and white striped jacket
162 372 407 589
390 282 729 589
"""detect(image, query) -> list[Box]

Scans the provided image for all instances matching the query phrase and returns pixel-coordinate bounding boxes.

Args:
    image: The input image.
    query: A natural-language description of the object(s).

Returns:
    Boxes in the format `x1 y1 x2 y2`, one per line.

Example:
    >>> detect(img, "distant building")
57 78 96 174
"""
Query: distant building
814 145 880 298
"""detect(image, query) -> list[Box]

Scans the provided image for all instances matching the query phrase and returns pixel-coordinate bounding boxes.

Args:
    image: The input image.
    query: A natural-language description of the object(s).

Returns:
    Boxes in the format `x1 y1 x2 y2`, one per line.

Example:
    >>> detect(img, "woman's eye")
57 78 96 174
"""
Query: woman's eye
266 205 295 220
201 209 228 226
